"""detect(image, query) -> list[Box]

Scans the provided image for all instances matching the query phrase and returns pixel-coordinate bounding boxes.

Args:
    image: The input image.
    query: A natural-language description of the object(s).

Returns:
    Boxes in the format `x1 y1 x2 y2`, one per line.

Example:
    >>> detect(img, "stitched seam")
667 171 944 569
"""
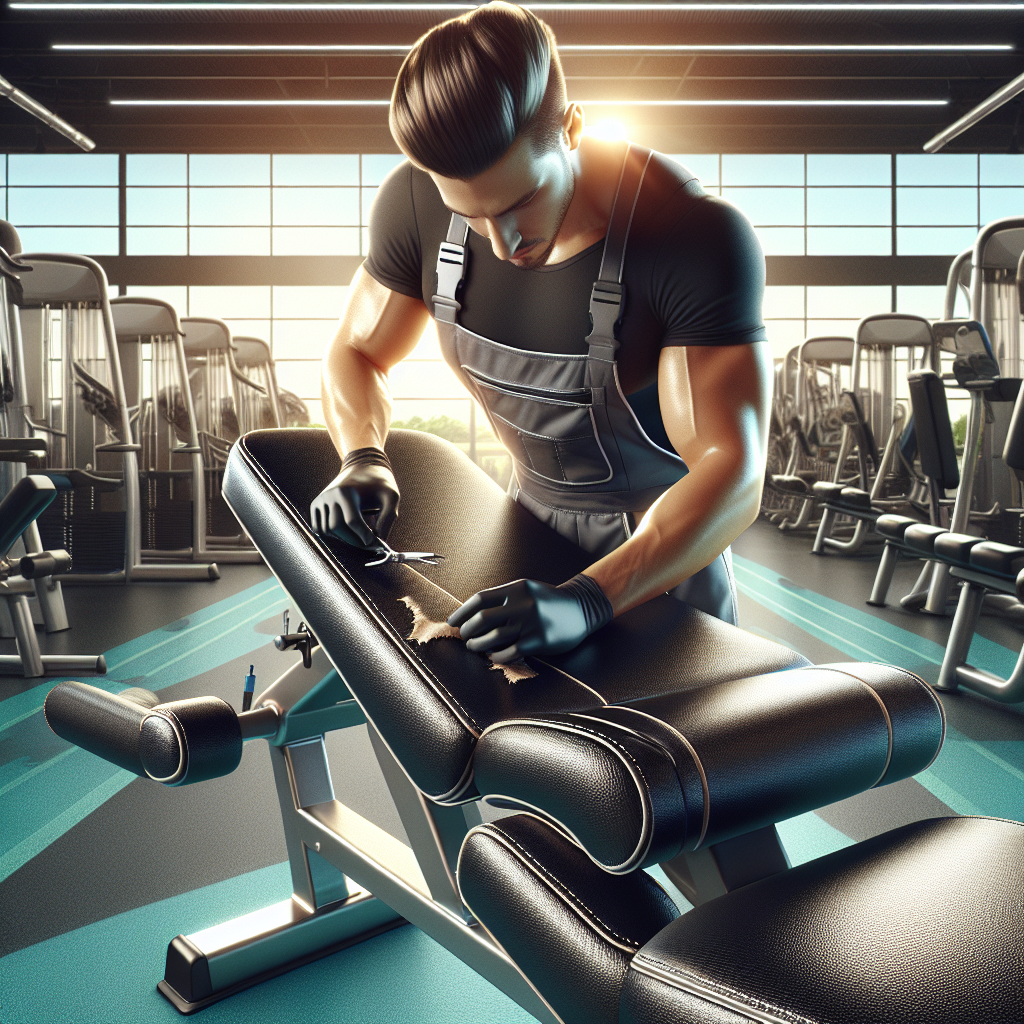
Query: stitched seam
480 717 652 869
234 439 482 733
487 824 644 951
552 439 567 482
817 667 893 787
632 955 818 1024
585 707 711 849
823 663 945 777
528 718 654 868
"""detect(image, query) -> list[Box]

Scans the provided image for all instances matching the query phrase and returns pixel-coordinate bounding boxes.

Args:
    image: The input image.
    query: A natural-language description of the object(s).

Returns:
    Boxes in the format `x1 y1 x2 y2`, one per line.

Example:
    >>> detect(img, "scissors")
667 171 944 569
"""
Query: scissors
365 536 444 567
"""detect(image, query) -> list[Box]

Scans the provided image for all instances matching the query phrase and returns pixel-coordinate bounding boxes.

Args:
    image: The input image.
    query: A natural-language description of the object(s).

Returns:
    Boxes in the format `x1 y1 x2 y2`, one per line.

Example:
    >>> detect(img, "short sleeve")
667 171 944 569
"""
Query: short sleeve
363 161 423 299
654 196 768 346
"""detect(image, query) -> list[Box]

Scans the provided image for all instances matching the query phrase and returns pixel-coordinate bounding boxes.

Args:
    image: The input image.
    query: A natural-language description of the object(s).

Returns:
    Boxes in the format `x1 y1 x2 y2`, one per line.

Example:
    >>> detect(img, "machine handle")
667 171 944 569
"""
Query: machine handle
19 549 72 579
43 681 260 785
0 475 56 557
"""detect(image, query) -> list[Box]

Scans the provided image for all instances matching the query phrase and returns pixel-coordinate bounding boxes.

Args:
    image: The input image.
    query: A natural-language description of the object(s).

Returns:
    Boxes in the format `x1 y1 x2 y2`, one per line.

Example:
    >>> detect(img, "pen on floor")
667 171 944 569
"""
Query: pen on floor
242 664 256 712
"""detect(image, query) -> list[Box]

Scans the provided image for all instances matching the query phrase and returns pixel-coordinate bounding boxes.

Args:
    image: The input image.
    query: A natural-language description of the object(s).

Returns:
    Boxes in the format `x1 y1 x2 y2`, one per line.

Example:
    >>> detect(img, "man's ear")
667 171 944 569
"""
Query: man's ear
564 102 584 150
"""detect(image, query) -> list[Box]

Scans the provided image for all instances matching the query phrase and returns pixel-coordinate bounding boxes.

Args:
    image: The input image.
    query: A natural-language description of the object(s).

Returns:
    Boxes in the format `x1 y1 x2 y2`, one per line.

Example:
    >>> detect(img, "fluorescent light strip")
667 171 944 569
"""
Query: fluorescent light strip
51 43 1017 53
12 3 1024 12
110 98 948 106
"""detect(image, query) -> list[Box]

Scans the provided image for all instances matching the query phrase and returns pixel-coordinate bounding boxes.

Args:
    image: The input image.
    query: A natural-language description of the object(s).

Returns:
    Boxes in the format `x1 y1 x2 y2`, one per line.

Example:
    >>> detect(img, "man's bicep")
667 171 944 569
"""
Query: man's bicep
658 341 773 468
329 265 431 373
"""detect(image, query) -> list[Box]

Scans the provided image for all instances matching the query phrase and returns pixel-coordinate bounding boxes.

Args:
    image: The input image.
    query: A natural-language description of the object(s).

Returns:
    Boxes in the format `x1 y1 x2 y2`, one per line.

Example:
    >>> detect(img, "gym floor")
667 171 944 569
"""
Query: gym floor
1 517 1022 1024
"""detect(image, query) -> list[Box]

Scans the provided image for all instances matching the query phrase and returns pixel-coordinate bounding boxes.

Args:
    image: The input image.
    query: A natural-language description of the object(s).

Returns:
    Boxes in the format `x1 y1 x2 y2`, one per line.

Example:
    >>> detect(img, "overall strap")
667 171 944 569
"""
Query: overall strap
432 215 470 324
587 144 652 361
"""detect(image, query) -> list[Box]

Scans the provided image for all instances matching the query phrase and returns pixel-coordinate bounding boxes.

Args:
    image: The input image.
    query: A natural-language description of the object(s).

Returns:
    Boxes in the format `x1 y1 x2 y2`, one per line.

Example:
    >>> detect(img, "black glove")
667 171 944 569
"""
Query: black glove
447 574 614 664
310 447 399 551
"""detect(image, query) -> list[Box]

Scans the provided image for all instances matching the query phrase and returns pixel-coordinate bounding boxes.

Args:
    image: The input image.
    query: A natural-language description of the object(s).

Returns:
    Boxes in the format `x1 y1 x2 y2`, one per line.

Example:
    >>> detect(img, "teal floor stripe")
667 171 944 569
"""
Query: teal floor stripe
1 577 287 731
0 578 291 883
0 862 536 1024
733 553 1024 824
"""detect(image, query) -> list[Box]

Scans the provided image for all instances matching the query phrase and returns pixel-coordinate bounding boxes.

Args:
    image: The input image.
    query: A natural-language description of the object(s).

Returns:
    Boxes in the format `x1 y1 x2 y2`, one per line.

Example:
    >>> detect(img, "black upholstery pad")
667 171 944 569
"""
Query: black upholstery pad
968 540 1024 579
224 429 807 801
472 663 943 873
457 814 679 1024
769 475 809 495
903 523 947 555
811 481 845 500
874 513 919 540
931 531 982 566
838 486 872 509
621 816 1024 1024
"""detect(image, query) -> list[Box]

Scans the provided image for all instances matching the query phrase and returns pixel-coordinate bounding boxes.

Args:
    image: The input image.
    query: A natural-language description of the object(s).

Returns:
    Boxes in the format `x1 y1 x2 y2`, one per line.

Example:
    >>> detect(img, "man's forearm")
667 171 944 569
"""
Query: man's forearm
583 447 763 615
321 340 393 457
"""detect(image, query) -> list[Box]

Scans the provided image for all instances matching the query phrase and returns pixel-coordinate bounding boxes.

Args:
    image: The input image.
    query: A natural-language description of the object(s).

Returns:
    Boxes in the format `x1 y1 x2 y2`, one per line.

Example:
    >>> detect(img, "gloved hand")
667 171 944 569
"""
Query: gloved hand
310 447 399 551
447 574 614 664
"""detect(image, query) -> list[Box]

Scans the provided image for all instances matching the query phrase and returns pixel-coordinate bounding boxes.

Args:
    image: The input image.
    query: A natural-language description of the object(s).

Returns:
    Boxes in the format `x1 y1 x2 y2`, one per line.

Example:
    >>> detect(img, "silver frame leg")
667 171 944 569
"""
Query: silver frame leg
155 725 558 1022
868 542 900 606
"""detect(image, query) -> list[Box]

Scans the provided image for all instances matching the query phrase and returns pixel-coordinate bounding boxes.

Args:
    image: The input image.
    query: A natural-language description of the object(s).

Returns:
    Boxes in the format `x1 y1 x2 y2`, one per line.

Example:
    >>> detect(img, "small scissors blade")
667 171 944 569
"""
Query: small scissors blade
364 538 444 567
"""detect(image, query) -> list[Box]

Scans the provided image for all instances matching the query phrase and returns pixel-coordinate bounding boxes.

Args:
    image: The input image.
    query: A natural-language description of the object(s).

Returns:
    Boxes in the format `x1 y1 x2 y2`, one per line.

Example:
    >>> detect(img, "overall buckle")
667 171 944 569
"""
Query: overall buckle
435 241 466 301
587 281 623 345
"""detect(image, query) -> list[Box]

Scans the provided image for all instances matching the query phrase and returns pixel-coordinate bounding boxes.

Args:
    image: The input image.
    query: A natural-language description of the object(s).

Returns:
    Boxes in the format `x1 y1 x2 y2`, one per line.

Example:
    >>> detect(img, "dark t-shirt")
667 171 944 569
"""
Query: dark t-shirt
364 152 767 450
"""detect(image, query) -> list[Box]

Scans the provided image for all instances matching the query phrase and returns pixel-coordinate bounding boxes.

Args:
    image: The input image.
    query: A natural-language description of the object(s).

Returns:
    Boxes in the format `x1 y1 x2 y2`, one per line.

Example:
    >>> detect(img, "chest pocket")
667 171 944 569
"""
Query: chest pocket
464 367 613 486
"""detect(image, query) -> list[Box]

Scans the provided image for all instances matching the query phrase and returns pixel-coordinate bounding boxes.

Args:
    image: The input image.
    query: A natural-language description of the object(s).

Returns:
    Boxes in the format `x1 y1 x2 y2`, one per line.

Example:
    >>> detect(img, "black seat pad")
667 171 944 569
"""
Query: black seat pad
770 474 809 495
812 481 845 501
622 816 1024 1024
838 486 872 509
224 429 808 802
903 524 947 555
968 540 1024 579
932 532 982 566
874 513 919 540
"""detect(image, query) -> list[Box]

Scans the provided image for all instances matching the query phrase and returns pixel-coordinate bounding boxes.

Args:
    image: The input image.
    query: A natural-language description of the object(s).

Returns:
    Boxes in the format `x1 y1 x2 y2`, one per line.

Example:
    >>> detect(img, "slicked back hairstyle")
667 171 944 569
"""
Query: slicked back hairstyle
390 2 566 180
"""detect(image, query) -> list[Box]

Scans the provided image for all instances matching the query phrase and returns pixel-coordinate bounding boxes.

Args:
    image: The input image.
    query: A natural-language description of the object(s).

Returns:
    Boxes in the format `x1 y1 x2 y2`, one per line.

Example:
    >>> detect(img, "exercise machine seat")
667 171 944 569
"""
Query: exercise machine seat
769 474 809 495
967 540 1024 580
811 481 845 502
874 513 919 541
932 531 983 566
837 486 871 509
223 429 809 802
472 662 943 874
459 814 1024 1024
902 523 949 556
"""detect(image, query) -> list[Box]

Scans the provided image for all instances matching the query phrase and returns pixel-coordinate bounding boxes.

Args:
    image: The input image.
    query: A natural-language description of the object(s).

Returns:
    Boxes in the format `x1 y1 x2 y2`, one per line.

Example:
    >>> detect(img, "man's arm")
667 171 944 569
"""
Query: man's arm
449 340 772 661
312 265 430 546
321 264 431 456
583 340 772 615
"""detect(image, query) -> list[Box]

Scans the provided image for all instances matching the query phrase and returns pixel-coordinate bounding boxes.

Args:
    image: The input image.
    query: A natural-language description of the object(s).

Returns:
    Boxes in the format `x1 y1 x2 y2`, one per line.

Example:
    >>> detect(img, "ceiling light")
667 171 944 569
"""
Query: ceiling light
12 3 1024 11
52 43 1017 53
110 98 948 107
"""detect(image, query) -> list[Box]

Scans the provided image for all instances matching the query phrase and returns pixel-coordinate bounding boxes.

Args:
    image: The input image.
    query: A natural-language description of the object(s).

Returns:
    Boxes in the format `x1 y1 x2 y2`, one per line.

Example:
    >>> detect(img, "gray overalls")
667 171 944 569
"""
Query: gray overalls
431 144 737 624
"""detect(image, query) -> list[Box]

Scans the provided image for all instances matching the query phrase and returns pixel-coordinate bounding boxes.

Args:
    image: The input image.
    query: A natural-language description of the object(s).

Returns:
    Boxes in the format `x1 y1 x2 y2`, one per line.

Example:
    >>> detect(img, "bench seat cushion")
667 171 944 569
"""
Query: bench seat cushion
932 532 982 566
874 514 920 541
472 663 943 873
224 429 808 803
968 540 1024 579
621 816 1024 1024
903 524 948 555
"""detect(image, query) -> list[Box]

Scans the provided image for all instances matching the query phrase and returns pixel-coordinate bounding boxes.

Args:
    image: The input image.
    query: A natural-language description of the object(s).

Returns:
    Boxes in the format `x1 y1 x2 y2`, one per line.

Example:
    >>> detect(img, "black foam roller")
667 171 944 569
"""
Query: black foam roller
43 681 150 776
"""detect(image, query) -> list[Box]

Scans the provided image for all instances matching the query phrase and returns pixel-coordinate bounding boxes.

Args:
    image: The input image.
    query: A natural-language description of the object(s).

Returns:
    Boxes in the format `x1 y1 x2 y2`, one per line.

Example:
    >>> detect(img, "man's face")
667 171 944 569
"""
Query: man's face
427 130 575 270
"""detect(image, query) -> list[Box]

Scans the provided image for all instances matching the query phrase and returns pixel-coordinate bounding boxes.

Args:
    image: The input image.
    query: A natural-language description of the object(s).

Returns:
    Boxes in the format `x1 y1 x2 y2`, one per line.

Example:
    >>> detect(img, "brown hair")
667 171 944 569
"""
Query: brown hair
389 2 566 180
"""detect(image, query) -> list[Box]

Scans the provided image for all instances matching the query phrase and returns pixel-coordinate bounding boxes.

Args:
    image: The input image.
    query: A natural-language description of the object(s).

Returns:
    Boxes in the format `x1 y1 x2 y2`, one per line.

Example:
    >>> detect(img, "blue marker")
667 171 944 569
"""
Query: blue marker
242 664 256 712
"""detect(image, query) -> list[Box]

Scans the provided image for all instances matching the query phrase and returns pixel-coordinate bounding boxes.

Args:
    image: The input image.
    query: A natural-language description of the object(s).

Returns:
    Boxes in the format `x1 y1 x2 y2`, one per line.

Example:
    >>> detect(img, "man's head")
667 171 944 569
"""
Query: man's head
390 2 581 268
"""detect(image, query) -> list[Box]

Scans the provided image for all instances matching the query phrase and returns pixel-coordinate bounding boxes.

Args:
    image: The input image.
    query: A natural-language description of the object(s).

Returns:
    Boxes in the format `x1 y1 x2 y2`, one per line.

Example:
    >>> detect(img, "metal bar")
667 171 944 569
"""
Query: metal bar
924 69 1024 153
0 74 96 152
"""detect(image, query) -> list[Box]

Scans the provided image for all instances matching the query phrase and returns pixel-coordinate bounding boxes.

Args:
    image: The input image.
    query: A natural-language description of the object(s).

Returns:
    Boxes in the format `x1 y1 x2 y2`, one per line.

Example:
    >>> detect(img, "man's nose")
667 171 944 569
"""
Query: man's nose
487 217 521 262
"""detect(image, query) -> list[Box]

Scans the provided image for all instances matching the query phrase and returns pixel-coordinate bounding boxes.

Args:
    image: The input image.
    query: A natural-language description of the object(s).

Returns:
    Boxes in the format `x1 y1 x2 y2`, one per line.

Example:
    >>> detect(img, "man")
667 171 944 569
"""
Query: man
311 2 772 665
